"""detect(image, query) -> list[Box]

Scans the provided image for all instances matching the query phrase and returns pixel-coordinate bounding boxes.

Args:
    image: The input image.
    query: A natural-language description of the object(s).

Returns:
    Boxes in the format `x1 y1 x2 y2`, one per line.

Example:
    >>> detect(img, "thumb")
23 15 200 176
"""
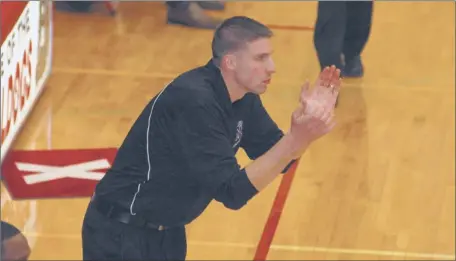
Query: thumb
292 103 306 121
299 80 311 103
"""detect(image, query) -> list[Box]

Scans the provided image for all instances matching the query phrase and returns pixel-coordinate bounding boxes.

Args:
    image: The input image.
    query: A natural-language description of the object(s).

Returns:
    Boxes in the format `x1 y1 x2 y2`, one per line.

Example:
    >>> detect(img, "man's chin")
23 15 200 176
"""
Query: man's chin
245 83 268 95
257 83 268 94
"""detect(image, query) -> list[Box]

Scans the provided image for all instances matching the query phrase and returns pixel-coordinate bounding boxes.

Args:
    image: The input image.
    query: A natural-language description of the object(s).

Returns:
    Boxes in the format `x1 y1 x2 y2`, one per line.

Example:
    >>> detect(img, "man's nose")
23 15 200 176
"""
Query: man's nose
267 58 276 74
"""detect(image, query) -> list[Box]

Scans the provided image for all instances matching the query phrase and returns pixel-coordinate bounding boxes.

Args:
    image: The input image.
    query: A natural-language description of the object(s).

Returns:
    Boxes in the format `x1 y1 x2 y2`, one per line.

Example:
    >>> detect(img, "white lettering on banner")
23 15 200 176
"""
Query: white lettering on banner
0 1 53 163
15 159 111 184
1 3 36 143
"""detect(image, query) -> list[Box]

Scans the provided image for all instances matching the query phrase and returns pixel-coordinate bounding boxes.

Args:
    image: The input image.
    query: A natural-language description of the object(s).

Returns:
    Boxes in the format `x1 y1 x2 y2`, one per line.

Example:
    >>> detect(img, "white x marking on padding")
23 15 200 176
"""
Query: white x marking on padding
15 159 111 184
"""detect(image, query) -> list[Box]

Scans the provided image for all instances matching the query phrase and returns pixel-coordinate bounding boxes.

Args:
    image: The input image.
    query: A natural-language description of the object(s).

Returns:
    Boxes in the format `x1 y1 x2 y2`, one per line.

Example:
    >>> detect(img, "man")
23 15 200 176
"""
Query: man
1 221 31 261
313 1 373 77
81 16 341 260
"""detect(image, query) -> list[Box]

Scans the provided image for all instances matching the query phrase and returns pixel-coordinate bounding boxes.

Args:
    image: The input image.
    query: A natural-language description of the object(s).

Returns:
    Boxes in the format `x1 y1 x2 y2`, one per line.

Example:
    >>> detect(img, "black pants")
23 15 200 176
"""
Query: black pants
1 221 28 260
166 1 190 9
81 202 187 261
313 1 373 70
1 221 21 242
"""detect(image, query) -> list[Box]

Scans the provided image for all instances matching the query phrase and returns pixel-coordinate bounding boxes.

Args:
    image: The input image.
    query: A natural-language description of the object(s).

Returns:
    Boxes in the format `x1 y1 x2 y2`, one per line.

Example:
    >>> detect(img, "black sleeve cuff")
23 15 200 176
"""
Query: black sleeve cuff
237 168 259 198
214 168 259 210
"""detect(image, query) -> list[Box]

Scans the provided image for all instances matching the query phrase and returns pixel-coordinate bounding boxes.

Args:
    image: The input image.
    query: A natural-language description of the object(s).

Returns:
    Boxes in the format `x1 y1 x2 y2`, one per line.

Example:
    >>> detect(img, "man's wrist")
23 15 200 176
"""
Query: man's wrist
282 132 311 159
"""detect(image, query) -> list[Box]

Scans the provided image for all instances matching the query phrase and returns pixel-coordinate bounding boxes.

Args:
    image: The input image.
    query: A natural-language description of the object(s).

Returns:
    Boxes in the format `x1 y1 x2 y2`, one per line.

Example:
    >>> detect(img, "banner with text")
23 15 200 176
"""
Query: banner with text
1 1 53 163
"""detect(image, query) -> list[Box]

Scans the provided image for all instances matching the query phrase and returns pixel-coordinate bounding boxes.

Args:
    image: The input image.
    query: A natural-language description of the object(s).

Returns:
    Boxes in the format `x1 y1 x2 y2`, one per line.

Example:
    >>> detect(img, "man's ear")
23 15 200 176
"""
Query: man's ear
223 54 236 70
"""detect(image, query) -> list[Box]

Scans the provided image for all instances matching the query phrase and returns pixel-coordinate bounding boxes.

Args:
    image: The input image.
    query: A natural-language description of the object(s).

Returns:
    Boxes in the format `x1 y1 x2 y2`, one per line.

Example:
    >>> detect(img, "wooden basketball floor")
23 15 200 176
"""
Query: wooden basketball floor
1 2 454 260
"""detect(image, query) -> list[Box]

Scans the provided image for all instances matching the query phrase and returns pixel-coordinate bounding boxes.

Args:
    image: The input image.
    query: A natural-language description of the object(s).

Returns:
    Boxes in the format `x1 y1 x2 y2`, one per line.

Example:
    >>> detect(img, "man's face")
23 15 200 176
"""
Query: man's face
233 37 276 94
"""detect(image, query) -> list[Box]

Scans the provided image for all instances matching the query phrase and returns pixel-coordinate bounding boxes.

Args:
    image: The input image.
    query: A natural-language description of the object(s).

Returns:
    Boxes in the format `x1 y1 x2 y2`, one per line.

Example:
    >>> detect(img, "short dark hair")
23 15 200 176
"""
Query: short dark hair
211 16 273 67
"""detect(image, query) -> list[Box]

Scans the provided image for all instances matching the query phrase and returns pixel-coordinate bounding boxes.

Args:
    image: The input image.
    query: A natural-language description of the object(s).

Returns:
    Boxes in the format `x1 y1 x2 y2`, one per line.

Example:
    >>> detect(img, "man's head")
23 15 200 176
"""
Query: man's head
212 16 275 96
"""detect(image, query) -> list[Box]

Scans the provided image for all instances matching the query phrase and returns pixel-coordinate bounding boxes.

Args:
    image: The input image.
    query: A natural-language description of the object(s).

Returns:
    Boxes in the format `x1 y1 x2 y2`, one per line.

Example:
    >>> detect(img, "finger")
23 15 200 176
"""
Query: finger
333 68 341 82
292 106 303 120
322 108 334 125
327 77 341 107
292 104 307 122
326 88 339 109
332 68 341 83
329 70 341 93
332 78 341 95
330 81 341 107
326 65 337 87
332 92 340 108
315 66 335 97
321 66 332 87
323 81 335 98
325 65 338 87
316 67 330 90
299 80 311 103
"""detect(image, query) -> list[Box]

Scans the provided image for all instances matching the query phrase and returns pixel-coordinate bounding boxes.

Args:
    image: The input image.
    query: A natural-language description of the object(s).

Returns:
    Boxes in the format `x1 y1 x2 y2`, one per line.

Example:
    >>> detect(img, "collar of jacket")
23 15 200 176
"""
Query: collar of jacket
204 59 234 114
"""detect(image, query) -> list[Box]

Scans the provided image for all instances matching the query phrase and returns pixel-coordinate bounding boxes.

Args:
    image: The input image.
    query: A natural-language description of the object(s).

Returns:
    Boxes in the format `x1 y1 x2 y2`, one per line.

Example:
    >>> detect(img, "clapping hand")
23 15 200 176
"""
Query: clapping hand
288 66 342 157
299 65 341 111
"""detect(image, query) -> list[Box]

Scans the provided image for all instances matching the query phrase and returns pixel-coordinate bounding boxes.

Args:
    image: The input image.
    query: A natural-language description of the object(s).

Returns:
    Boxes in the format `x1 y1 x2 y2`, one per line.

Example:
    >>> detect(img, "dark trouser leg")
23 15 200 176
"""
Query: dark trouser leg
55 1 93 12
1 221 31 261
342 1 373 76
166 1 225 11
313 1 347 70
166 1 190 9
342 1 373 62
81 202 187 261
165 1 220 29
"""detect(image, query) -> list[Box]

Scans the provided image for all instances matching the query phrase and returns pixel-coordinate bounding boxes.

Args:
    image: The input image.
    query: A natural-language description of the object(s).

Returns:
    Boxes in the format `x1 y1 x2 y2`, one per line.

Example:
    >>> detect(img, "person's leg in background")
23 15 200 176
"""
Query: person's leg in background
313 1 347 106
166 1 223 29
54 1 94 13
313 1 347 71
197 1 225 10
341 1 373 77
1 221 31 261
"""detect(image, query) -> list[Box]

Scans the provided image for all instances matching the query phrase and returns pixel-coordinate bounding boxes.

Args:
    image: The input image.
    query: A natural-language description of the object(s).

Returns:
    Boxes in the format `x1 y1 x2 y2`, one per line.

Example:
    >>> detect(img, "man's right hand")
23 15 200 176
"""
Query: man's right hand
243 66 342 192
287 66 341 158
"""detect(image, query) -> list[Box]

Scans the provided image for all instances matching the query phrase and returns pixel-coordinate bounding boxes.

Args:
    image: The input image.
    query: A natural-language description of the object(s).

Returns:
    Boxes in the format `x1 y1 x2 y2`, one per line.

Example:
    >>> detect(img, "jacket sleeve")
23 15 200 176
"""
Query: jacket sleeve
175 101 259 210
240 95 295 173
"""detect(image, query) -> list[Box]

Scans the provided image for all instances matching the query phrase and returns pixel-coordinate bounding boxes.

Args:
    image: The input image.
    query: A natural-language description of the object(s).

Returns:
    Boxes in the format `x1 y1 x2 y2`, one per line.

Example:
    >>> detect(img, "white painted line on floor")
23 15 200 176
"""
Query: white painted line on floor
24 233 455 260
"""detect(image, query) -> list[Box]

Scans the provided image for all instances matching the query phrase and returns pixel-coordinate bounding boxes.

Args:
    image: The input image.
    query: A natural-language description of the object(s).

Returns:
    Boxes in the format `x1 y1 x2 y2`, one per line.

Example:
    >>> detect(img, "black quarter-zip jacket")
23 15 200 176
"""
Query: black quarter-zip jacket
94 60 294 227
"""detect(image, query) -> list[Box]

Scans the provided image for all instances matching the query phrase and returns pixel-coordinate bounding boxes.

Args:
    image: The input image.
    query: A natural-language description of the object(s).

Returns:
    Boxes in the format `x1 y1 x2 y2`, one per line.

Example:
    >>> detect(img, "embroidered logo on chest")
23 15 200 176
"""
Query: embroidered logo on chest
232 120 243 148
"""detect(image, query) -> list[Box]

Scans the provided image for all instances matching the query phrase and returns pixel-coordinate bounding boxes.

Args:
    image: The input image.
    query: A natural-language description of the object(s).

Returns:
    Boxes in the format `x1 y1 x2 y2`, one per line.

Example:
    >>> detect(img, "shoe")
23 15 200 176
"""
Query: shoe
167 2 221 29
55 1 93 13
341 55 364 78
197 1 225 10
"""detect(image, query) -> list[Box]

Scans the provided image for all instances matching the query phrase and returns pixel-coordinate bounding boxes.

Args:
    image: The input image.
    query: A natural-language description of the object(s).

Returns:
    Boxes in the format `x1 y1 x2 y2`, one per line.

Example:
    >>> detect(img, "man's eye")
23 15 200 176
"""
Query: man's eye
256 54 268 61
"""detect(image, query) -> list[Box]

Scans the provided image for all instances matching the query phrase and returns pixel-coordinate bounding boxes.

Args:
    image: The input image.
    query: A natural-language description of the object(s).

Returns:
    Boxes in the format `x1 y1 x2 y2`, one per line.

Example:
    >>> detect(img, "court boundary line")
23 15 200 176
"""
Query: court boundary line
254 159 300 260
52 67 455 93
268 244 456 260
21 233 455 260
266 24 314 31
